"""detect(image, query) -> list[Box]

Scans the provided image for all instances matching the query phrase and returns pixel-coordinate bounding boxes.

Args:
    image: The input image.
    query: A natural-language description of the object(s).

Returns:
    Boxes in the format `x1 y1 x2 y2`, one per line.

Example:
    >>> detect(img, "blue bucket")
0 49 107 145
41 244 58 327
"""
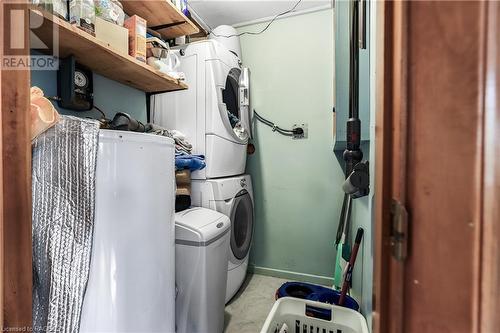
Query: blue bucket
276 282 360 312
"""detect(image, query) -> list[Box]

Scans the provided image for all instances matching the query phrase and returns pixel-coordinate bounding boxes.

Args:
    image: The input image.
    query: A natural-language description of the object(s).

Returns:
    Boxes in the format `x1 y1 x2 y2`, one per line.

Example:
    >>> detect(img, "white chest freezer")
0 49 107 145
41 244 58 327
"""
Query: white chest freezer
80 130 176 333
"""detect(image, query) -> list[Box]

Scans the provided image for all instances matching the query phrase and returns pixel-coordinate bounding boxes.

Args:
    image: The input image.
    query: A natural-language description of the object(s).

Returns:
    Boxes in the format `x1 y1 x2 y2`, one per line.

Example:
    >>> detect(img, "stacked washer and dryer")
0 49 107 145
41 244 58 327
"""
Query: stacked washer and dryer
152 28 254 304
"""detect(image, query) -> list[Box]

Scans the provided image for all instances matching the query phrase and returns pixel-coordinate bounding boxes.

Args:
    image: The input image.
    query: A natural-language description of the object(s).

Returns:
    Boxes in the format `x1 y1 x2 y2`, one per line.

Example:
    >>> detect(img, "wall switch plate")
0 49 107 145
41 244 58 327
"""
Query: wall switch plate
292 123 308 140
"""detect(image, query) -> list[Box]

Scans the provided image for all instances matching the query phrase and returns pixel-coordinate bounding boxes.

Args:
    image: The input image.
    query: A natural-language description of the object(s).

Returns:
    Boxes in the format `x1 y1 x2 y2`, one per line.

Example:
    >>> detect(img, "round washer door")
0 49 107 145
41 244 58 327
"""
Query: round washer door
219 68 248 143
230 190 254 260
222 68 241 122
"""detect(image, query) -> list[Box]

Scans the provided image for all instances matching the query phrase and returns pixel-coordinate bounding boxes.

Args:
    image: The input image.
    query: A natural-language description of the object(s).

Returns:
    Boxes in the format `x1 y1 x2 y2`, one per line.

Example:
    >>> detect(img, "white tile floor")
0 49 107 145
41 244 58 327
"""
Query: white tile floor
224 274 288 333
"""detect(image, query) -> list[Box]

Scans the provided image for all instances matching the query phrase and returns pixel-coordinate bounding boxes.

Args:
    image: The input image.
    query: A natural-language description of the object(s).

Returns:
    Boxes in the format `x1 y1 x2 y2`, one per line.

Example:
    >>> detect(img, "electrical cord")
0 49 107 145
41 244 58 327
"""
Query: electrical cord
188 0 303 38
254 110 293 135
47 96 107 120
92 105 107 119
254 110 303 137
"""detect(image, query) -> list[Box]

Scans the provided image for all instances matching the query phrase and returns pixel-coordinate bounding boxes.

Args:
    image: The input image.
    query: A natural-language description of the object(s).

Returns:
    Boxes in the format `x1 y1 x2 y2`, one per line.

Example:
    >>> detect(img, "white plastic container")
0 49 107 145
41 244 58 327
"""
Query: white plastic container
261 297 369 333
94 0 125 26
80 130 176 333
175 207 231 333
69 0 96 35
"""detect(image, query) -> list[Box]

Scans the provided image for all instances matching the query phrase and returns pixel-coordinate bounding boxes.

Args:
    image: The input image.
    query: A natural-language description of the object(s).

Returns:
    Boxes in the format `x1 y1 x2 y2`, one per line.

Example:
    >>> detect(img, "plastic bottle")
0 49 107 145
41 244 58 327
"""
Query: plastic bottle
94 0 125 26
69 0 96 35
181 0 189 16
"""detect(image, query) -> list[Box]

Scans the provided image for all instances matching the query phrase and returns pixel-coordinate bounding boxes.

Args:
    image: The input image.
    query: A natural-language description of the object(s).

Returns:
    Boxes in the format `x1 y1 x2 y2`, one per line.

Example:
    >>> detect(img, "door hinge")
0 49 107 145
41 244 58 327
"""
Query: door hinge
390 199 408 261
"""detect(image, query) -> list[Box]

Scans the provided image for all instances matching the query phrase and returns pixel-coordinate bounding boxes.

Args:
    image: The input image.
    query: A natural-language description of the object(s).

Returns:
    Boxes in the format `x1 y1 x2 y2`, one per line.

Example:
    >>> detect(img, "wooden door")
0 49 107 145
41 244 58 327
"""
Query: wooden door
0 1 33 330
374 1 500 332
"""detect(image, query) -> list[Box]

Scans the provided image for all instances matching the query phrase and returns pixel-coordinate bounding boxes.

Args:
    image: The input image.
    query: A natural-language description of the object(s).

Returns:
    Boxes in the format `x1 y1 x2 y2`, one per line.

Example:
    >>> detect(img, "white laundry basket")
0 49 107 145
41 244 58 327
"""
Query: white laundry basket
261 297 369 333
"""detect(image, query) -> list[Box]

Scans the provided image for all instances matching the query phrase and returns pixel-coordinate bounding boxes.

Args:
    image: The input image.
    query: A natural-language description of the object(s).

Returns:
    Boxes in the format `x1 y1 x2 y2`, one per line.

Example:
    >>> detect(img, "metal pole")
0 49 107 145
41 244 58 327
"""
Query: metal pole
349 0 359 120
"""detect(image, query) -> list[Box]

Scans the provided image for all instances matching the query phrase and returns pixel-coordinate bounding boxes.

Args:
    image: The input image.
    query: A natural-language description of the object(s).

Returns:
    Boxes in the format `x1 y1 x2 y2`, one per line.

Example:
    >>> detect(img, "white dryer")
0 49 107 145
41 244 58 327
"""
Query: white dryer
152 40 251 180
191 174 254 303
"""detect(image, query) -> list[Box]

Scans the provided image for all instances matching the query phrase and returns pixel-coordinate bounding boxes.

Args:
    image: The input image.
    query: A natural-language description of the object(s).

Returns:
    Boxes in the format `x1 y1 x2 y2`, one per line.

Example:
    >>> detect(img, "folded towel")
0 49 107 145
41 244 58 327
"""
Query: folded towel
176 187 191 196
175 154 206 171
171 129 186 140
146 126 195 155
175 138 192 150
175 169 191 186
175 195 191 213
147 124 174 138
175 145 191 155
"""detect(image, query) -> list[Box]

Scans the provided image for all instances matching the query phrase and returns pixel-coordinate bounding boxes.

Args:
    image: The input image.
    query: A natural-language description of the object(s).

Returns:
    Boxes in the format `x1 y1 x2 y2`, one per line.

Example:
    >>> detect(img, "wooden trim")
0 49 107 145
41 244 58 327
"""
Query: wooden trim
388 2 408 332
0 3 3 327
1 2 33 330
480 1 500 331
374 1 495 332
373 1 409 332
372 0 390 331
391 0 409 204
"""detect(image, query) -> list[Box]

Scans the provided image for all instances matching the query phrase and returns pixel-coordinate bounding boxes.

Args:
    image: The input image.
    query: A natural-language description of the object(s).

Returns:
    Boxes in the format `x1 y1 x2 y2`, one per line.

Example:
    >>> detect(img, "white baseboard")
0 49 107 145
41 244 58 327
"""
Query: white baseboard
249 265 334 286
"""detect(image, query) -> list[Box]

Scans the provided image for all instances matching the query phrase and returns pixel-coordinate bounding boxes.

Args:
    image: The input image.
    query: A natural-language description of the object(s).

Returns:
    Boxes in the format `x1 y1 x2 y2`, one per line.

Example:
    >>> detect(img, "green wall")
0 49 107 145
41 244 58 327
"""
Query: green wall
333 0 373 322
238 9 341 285
239 7 374 323
333 0 370 146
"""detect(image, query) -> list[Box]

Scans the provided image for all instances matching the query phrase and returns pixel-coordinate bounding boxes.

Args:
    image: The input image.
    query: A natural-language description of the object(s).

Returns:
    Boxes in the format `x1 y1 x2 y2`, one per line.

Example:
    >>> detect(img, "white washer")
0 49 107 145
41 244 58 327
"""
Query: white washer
80 131 176 333
175 208 230 333
152 40 251 180
191 175 254 303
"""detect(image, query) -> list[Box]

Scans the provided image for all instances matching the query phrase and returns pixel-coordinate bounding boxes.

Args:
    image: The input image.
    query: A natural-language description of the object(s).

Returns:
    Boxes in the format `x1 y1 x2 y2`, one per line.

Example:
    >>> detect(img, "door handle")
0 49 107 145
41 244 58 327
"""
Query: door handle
239 87 249 107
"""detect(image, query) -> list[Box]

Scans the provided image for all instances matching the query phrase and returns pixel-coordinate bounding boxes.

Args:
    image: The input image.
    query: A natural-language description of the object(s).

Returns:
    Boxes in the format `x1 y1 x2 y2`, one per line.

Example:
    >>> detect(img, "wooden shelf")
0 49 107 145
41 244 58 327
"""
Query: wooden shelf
121 0 199 39
29 8 188 93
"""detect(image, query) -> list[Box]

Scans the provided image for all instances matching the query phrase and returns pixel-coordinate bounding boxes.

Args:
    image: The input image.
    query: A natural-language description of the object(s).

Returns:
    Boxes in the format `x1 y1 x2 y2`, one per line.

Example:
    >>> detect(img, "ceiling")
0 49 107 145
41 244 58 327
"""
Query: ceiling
188 0 333 29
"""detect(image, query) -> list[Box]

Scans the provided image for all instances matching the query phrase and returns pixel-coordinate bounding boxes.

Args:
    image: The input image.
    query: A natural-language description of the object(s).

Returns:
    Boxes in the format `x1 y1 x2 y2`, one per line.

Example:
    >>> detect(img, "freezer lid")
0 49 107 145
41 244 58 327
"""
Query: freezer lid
175 207 230 244
99 129 175 146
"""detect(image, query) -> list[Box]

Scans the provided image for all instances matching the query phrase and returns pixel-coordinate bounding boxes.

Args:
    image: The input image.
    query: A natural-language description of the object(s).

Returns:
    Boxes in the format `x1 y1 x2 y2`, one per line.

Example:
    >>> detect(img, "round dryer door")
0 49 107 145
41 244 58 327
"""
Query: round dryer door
230 189 254 260
220 68 249 143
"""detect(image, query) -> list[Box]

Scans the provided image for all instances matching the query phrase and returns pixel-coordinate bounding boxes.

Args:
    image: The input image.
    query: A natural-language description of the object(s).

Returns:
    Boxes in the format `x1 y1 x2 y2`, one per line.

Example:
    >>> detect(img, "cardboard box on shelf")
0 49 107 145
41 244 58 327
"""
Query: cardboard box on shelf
124 15 147 63
95 17 128 55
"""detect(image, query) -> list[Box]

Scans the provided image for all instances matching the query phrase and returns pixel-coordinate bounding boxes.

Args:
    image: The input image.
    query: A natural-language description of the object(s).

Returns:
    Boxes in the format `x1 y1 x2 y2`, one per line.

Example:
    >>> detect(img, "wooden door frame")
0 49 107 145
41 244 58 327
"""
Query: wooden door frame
1 1 499 331
479 1 500 330
0 1 33 330
372 1 407 332
373 1 500 332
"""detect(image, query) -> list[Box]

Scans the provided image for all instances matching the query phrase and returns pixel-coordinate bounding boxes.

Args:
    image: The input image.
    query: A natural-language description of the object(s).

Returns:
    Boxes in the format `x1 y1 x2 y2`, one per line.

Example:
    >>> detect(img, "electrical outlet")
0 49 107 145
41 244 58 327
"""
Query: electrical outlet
292 123 308 140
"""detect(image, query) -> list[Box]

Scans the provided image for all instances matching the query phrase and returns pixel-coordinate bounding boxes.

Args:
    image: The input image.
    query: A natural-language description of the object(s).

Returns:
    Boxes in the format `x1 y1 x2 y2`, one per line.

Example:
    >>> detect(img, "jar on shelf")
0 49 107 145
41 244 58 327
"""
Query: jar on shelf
32 0 69 20
94 0 125 26
69 0 96 35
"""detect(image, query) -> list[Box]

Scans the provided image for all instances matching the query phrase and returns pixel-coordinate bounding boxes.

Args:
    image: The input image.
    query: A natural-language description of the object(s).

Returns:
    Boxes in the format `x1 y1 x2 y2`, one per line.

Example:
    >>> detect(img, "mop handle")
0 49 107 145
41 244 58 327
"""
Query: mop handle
338 228 364 306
